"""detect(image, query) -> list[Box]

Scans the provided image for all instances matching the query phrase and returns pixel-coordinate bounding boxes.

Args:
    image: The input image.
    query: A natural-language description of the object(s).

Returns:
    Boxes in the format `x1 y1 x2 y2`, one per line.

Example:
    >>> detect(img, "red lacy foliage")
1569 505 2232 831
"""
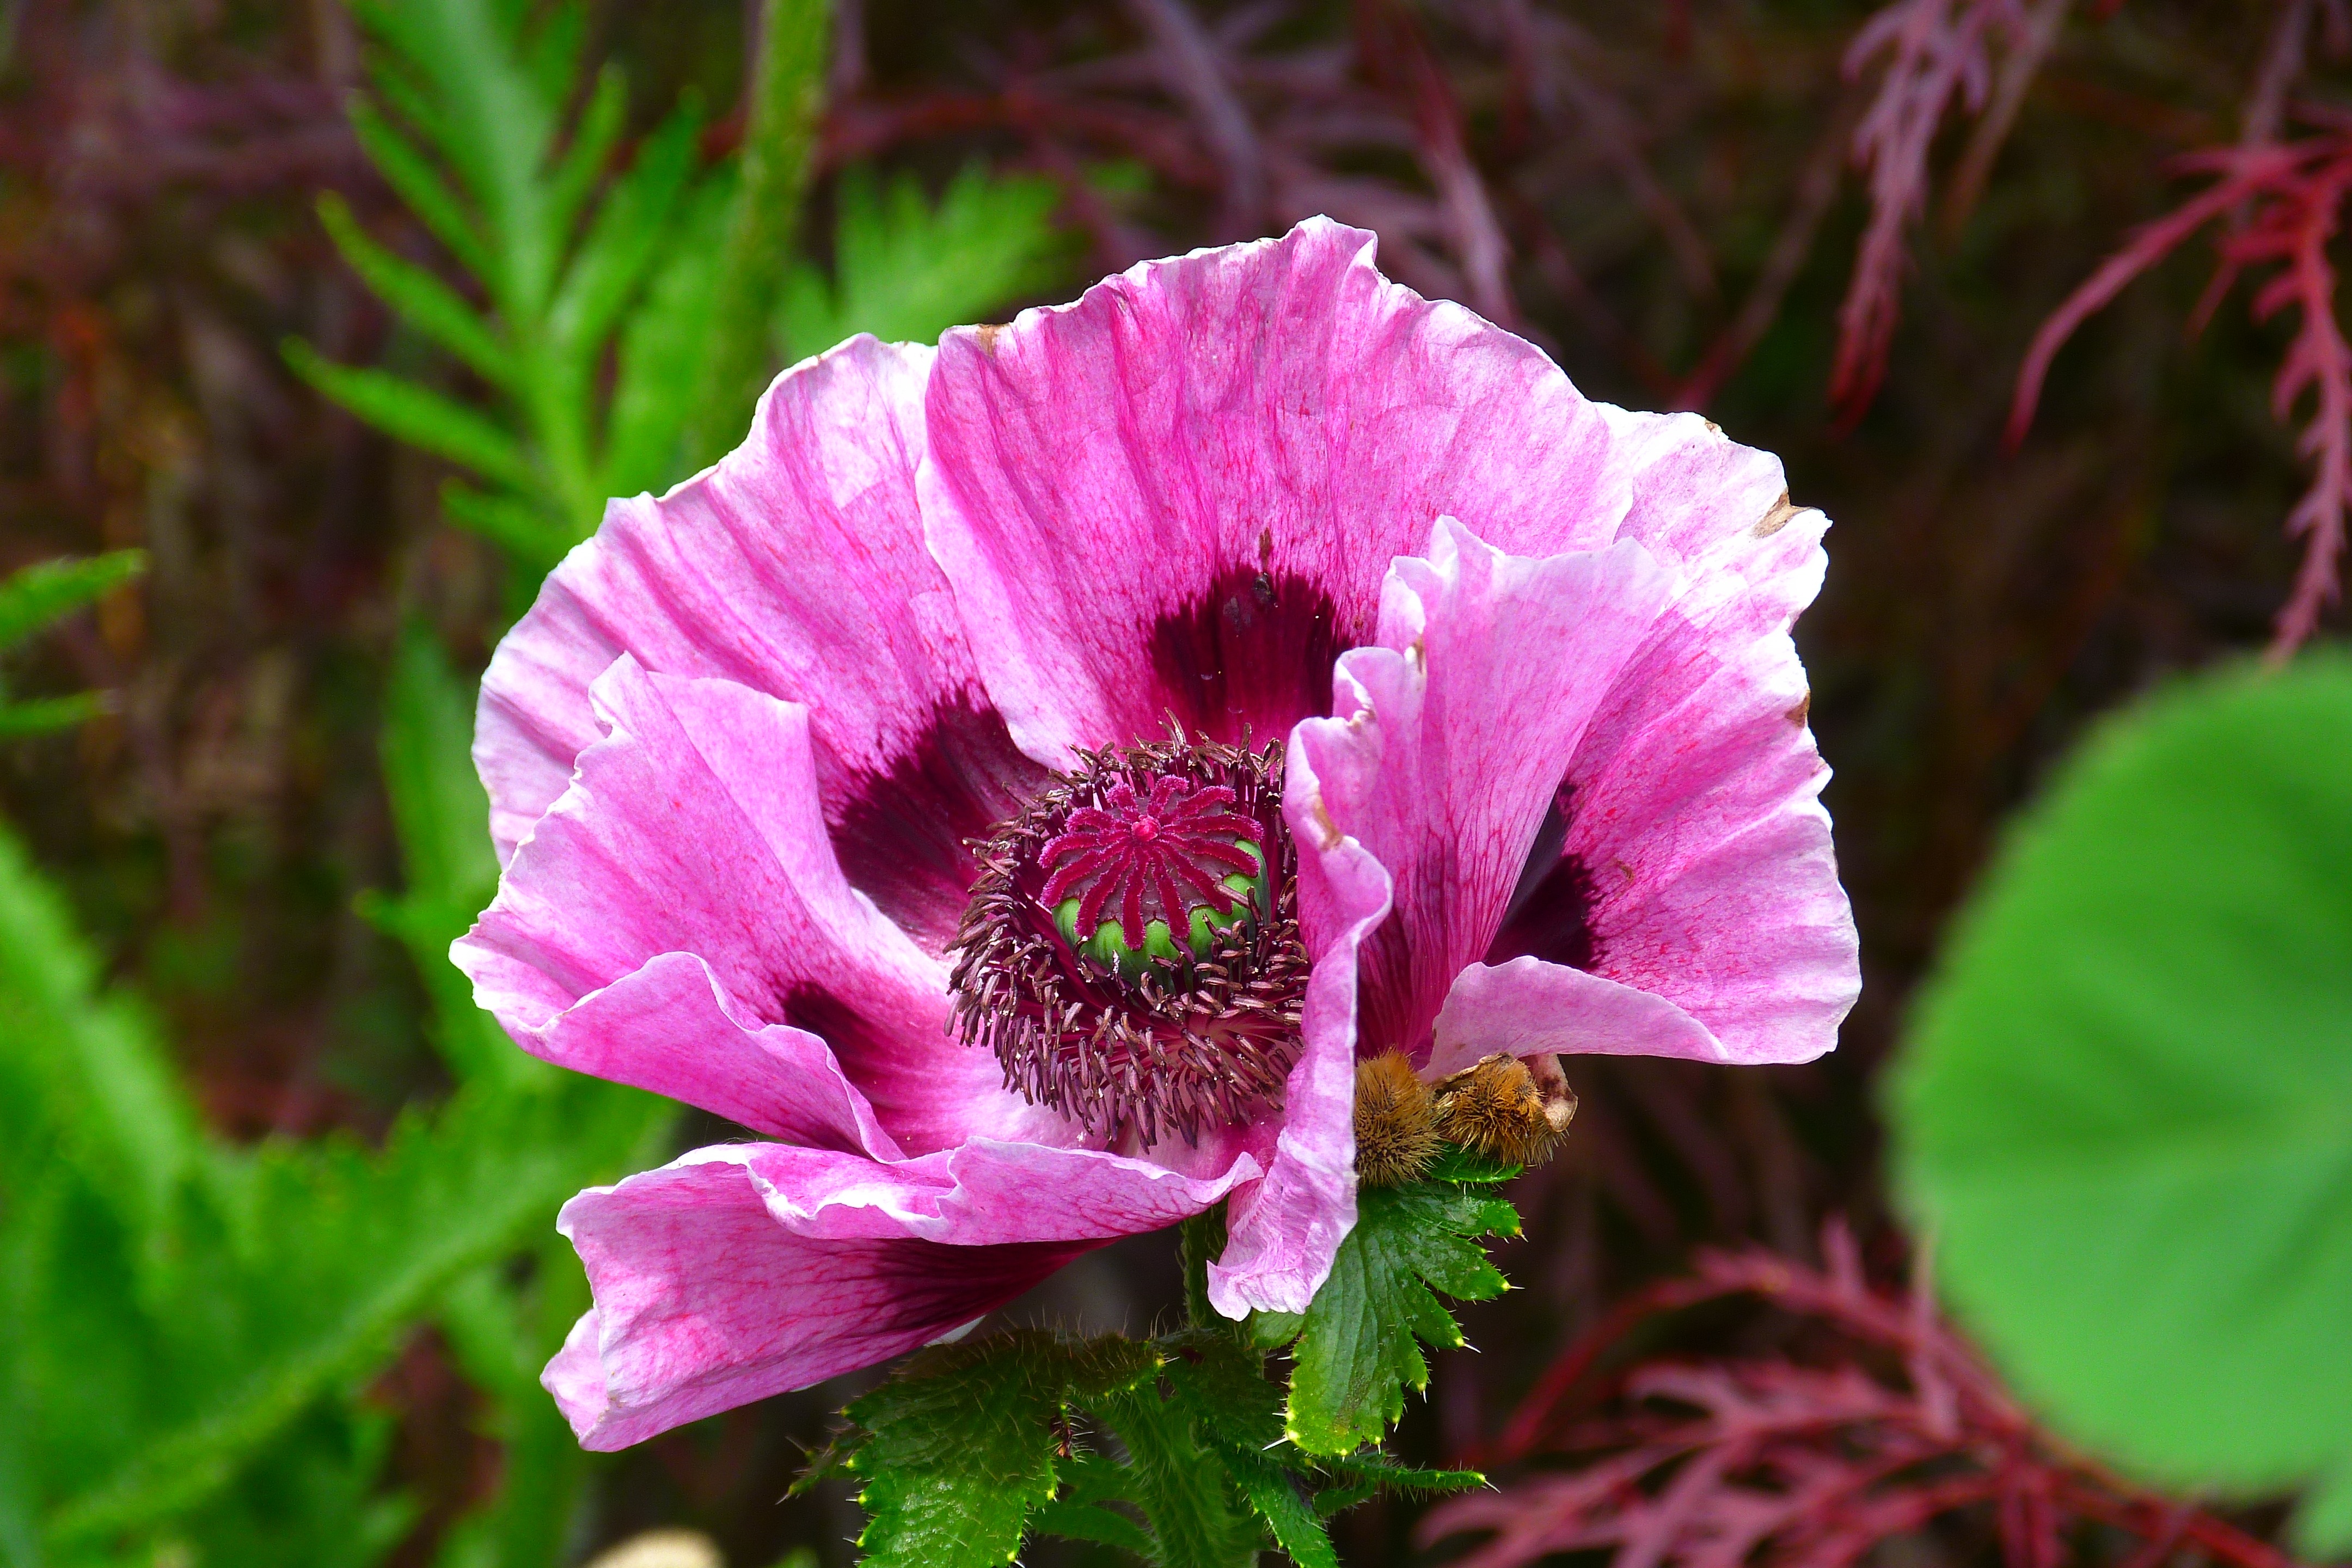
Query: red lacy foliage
1421 1228 2306 1568
2010 119 2352 654
1833 0 2038 417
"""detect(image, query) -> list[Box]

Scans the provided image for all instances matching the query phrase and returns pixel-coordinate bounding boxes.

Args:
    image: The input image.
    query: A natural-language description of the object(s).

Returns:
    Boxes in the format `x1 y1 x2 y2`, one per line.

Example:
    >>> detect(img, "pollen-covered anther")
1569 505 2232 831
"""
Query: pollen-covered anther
1432 1052 1577 1168
948 733 1307 1148
1352 1051 1438 1186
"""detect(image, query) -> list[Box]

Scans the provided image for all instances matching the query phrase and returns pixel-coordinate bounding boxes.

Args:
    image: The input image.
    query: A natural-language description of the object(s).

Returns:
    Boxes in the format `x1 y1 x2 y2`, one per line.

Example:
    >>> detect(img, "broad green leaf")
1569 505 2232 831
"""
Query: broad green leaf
777 164 1071 361
825 1332 1161 1568
1891 654 2352 1550
1267 1168 1518 1454
316 193 511 387
283 342 537 492
0 551 144 651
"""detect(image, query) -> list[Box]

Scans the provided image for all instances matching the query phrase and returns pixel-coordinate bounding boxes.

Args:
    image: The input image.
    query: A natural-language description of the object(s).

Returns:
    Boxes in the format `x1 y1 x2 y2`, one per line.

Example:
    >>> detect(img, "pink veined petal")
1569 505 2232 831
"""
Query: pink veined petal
1208 805 1394 1317
1286 519 1677 1059
476 335 1043 953
546 1138 1261 1448
1425 956 1723 1080
922 216 1657 767
455 656 1062 1155
1497 503 1858 1063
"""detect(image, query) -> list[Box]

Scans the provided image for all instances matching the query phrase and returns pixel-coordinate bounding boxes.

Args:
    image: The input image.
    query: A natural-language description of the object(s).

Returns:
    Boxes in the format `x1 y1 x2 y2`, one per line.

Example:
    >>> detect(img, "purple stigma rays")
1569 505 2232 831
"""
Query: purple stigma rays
949 734 1307 1147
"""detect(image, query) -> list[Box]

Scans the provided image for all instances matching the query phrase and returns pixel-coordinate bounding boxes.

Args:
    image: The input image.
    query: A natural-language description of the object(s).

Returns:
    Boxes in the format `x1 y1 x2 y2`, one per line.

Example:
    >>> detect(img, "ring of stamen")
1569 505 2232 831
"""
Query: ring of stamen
949 733 1308 1147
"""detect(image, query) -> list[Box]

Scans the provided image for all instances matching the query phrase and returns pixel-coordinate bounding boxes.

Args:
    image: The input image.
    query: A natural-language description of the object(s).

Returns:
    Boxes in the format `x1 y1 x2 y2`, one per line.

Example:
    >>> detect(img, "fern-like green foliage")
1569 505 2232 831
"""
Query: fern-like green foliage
777 165 1075 363
0 552 144 738
0 804 667 1566
297 0 1070 583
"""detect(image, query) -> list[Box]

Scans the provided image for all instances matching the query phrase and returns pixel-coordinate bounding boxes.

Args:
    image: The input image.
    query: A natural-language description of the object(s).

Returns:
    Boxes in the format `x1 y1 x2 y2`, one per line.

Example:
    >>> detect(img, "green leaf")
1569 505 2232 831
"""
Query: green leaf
43 1074 664 1548
346 98 495 282
1027 1452 1155 1557
830 1332 1161 1568
543 64 627 250
602 175 732 500
1890 654 2352 1538
1272 1177 1518 1454
360 622 532 1088
777 164 1071 362
316 192 511 387
349 0 560 316
0 818 198 1238
548 100 704 375
283 341 538 492
1094 1376 1257 1568
438 481 576 571
685 0 829 465
0 550 144 651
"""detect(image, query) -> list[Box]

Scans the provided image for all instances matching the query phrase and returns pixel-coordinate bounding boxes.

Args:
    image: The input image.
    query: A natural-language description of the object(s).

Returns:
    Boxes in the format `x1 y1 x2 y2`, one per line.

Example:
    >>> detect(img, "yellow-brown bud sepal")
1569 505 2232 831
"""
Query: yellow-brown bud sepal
1431 1052 1578 1169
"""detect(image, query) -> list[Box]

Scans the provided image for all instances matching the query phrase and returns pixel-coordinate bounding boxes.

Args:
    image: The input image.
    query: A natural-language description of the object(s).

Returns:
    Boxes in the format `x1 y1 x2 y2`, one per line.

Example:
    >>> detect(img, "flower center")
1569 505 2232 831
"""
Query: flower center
949 735 1308 1146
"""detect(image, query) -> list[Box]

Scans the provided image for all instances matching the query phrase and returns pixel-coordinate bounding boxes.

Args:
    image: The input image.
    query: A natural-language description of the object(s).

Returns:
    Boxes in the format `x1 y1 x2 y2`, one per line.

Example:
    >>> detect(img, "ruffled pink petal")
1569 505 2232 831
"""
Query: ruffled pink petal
1497 503 1858 1063
1285 519 1676 1057
1206 814 1393 1316
476 335 1042 952
1425 956 1721 1079
922 217 1664 765
546 1137 1261 1448
456 656 1061 1155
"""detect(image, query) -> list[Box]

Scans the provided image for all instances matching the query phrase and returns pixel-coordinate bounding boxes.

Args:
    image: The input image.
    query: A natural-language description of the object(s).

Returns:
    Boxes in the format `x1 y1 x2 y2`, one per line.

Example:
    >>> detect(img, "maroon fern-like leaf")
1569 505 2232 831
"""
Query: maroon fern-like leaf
1425 1227 2307 1568
2009 125 2352 652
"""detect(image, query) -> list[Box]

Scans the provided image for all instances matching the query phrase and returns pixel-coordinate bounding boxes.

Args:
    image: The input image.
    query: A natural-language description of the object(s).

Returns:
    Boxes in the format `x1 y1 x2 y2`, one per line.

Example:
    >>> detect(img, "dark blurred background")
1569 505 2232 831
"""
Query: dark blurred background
0 2 2334 1564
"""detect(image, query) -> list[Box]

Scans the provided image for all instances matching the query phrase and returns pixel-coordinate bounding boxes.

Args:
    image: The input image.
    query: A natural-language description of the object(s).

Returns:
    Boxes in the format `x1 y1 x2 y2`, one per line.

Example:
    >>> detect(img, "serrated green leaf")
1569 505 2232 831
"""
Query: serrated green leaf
1094 1376 1257 1568
283 341 537 491
1278 1179 1517 1454
43 1075 665 1548
346 99 495 281
603 175 731 500
543 64 627 252
777 164 1071 361
0 818 197 1237
684 0 829 465
837 1332 1162 1568
317 193 510 387
1892 654 2352 1526
0 550 145 651
549 100 703 373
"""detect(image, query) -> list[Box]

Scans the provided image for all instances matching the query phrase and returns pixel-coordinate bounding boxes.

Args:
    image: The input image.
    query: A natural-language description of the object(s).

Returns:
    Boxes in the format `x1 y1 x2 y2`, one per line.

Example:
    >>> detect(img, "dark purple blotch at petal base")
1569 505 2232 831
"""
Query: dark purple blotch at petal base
831 693 1051 953
1148 565 1353 743
1484 785 1599 972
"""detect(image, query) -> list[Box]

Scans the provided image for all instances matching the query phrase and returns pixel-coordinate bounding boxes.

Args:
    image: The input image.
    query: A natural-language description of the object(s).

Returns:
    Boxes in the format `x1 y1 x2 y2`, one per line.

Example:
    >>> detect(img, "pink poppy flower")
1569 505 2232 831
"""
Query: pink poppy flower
453 218 1859 1451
